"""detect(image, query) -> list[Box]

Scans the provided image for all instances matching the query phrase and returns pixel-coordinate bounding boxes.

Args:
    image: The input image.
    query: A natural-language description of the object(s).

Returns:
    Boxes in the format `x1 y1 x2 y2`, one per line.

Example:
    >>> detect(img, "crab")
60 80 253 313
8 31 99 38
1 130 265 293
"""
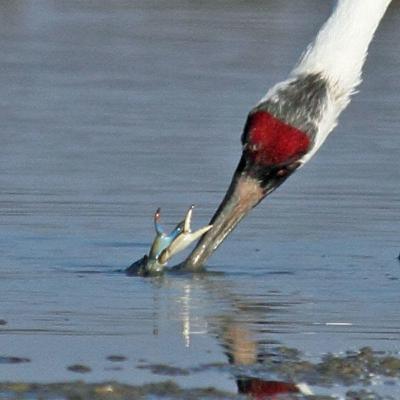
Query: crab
126 205 212 276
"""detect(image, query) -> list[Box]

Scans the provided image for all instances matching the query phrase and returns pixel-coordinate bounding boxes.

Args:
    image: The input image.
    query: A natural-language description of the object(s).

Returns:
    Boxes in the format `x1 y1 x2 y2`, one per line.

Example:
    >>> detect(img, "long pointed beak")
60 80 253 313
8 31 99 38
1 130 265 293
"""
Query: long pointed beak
178 154 298 271
180 166 266 271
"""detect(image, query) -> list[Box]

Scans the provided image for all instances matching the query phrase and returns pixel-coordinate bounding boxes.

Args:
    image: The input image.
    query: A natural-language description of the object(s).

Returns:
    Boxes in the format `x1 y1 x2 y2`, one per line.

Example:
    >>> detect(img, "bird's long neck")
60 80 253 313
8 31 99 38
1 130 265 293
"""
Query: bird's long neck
179 0 392 273
294 0 391 102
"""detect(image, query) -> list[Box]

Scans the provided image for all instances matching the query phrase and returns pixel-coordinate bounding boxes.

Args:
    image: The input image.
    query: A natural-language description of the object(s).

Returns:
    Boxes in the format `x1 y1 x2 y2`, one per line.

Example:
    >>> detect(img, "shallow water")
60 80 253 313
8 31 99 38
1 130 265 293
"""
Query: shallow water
0 0 399 398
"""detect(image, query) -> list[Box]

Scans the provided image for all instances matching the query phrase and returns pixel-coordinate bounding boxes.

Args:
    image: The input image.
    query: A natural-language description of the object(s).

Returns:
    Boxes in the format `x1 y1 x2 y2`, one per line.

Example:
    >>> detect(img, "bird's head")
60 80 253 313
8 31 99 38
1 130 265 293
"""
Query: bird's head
181 109 312 270
240 109 310 190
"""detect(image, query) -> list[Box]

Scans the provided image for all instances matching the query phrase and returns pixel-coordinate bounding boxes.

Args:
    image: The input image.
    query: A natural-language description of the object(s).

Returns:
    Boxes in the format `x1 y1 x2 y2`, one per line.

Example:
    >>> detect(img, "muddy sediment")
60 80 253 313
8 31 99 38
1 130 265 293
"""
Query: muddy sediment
106 355 128 362
0 381 239 400
66 364 92 374
254 346 400 386
0 356 30 365
0 347 398 399
0 380 395 400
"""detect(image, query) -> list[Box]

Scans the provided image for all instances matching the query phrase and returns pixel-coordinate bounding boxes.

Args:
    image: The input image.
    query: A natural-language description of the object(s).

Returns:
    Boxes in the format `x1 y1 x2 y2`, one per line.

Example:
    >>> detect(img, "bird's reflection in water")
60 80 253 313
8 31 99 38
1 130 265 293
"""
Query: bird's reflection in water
152 274 312 399
222 321 310 399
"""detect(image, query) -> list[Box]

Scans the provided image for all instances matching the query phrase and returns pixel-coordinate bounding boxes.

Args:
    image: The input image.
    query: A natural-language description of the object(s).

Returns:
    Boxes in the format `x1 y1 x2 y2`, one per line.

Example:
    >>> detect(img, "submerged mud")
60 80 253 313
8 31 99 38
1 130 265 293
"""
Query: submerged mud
0 381 239 400
251 346 400 386
0 347 398 399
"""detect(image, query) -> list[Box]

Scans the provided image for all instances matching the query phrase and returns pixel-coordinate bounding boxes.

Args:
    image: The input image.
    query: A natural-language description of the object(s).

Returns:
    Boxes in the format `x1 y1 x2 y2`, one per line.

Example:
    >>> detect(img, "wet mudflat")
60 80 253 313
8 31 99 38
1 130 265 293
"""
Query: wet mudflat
1 346 400 399
1 0 400 399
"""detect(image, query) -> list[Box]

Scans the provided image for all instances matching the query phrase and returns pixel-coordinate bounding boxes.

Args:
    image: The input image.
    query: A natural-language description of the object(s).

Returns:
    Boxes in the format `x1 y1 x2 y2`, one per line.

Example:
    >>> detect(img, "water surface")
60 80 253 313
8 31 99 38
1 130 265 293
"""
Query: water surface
0 1 399 398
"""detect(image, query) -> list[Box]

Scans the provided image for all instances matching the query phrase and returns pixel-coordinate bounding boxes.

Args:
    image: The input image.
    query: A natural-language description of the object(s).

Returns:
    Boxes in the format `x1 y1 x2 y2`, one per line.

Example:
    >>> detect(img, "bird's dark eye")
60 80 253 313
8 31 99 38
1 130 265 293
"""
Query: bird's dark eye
276 168 289 177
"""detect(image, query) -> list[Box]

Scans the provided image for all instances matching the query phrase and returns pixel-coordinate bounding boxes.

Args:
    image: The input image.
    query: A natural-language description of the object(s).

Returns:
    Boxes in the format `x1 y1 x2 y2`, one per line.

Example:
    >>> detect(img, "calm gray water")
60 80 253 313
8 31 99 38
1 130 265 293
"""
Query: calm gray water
0 0 399 397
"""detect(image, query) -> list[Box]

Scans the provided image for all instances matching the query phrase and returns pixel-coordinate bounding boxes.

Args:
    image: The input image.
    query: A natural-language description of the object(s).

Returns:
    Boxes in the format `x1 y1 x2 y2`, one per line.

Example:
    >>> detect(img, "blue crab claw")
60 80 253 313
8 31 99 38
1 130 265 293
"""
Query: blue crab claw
158 205 212 265
126 205 212 276
149 208 183 260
